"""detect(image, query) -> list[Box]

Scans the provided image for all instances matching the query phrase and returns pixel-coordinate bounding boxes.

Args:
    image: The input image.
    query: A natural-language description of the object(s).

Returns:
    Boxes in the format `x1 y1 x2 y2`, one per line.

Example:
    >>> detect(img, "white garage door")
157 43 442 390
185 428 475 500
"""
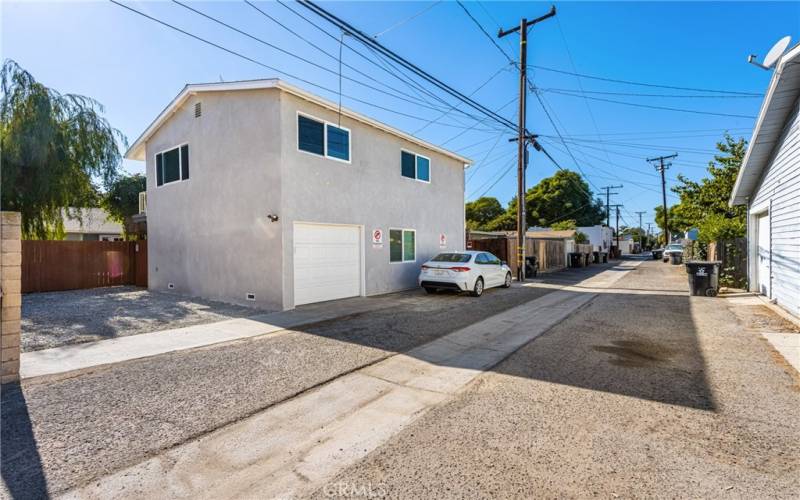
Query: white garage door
294 223 361 306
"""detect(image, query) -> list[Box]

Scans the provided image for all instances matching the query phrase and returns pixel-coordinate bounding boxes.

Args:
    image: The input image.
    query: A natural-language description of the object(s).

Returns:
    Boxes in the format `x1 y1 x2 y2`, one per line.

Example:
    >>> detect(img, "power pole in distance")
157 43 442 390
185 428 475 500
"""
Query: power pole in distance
635 211 646 248
499 5 556 282
600 185 623 228
647 154 677 244
608 204 624 255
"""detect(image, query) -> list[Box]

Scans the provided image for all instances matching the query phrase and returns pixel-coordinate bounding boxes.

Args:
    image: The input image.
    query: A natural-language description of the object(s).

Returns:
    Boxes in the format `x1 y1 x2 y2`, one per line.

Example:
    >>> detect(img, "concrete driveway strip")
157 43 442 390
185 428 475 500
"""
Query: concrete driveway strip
60 284 613 499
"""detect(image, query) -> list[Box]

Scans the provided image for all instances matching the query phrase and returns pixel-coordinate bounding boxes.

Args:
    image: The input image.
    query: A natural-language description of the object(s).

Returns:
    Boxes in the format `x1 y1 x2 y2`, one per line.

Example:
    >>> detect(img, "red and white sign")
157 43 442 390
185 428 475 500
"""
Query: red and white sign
372 229 383 245
439 233 447 248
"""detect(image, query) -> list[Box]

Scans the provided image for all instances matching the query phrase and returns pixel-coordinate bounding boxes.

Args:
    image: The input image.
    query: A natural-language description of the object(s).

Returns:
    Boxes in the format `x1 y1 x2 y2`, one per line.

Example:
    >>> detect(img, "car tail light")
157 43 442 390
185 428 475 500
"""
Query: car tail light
450 267 471 272
421 265 431 270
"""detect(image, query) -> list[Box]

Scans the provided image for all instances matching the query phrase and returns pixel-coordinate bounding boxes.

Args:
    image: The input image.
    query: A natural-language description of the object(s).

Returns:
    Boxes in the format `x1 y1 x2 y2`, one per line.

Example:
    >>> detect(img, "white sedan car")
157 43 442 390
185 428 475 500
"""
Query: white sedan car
418 251 512 297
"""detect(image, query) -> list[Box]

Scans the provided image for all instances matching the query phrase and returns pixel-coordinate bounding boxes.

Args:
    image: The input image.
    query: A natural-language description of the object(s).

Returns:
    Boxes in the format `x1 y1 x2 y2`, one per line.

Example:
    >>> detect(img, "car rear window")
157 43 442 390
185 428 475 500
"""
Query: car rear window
431 253 471 263
668 245 683 250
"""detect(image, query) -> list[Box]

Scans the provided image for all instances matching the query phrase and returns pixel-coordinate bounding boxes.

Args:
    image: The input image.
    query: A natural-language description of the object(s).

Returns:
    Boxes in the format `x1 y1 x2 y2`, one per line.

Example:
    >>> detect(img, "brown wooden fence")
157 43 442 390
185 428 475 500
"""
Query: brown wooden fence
707 238 747 288
504 236 566 273
22 240 148 293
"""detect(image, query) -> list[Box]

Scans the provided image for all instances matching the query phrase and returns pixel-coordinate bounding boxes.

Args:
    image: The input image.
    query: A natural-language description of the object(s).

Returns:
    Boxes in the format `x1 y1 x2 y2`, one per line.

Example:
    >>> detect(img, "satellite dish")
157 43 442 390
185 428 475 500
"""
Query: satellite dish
749 36 792 70
764 36 792 68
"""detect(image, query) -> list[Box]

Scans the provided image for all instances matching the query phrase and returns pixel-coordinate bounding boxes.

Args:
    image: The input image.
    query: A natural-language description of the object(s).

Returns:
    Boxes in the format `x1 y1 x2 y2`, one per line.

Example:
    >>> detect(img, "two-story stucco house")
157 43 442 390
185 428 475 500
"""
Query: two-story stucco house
730 43 800 318
125 79 471 310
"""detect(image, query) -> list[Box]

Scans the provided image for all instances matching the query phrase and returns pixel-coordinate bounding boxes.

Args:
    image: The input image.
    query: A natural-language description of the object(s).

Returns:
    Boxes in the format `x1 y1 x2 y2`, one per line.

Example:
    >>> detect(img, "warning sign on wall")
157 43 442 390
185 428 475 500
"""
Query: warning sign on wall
439 233 447 248
372 228 383 248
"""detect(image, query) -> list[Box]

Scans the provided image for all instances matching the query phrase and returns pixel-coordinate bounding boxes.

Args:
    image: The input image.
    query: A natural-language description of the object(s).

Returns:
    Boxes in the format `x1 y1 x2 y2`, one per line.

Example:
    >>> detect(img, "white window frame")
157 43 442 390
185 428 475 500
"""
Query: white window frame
296 111 352 164
400 149 431 184
389 227 416 263
154 143 189 187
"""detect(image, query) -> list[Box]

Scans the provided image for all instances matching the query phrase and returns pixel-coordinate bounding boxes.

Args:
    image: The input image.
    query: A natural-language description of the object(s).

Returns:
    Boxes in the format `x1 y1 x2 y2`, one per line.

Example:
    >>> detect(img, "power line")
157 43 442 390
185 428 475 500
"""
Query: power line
373 1 441 38
546 89 757 119
297 0 517 131
539 88 762 99
109 0 507 132
528 64 762 96
456 0 515 65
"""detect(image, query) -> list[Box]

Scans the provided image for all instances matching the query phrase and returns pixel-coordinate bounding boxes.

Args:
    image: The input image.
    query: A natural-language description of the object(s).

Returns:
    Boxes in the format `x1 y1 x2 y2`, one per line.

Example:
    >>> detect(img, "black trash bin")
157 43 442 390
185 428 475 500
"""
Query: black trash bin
525 256 538 278
652 249 663 260
600 252 608 263
685 261 721 297
569 252 584 268
669 252 683 265
593 251 600 265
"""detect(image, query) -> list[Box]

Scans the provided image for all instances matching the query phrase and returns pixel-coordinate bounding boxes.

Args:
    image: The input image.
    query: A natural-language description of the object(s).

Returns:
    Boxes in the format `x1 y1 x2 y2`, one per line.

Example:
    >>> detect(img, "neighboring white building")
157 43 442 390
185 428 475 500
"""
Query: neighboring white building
730 43 800 318
125 79 471 310
62 208 123 241
577 225 613 252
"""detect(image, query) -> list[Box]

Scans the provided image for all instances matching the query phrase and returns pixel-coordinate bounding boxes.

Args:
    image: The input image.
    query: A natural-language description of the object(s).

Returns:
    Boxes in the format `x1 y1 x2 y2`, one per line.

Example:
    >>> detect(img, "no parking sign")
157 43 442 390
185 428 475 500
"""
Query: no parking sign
372 228 383 248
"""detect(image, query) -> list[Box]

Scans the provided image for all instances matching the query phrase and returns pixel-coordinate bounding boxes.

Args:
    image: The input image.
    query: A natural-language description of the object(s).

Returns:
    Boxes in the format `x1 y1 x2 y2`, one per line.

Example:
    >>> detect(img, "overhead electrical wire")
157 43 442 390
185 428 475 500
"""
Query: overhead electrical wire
110 0 509 134
296 0 518 131
539 88 762 99
372 1 441 38
527 64 762 96
547 89 757 119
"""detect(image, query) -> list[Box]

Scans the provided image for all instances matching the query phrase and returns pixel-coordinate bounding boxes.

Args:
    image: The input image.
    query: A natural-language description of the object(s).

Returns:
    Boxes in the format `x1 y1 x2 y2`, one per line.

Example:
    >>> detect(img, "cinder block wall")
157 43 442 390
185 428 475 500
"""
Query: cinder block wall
1 212 22 384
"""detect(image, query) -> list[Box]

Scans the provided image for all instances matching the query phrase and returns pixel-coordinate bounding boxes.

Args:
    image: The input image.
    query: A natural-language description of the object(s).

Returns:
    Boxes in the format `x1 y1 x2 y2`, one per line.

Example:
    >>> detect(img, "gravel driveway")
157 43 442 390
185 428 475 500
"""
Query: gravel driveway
21 286 258 352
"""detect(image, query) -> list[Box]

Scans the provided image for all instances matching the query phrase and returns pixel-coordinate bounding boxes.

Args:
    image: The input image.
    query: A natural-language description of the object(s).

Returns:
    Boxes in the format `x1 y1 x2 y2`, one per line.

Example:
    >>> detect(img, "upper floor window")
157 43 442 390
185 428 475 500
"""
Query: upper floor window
298 114 350 162
156 144 189 186
401 151 430 182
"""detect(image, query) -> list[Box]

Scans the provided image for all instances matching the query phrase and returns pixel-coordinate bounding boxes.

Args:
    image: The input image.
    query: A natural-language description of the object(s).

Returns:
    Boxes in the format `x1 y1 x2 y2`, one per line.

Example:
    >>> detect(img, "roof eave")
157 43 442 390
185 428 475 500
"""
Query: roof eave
729 43 800 207
124 79 473 165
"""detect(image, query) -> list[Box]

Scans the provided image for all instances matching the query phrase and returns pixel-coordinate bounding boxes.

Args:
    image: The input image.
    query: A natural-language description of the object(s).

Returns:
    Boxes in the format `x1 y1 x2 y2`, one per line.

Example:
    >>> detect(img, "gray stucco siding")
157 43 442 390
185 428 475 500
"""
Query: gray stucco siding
278 93 466 308
145 89 285 310
750 94 800 317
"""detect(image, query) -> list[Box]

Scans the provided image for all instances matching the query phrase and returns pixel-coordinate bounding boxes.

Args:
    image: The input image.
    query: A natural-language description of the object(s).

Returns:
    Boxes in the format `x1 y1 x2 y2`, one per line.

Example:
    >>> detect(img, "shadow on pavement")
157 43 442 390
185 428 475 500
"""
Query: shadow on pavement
1 382 49 499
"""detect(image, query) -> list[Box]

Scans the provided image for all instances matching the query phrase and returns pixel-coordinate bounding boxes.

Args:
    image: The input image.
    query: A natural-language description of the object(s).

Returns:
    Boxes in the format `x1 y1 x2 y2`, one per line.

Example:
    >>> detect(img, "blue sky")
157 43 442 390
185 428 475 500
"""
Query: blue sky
3 1 798 229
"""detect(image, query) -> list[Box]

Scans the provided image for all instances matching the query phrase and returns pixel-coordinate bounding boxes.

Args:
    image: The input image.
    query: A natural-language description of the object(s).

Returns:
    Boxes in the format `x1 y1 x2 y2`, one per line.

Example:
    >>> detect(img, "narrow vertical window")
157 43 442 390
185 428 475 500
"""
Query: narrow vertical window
326 124 350 161
156 153 163 186
298 115 324 155
401 151 416 179
180 145 189 180
416 156 430 182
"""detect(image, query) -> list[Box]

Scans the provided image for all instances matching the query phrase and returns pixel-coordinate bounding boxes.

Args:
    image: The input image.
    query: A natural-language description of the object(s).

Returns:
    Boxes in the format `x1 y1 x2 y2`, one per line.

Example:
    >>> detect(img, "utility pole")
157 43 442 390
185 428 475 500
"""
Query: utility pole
647 154 677 245
635 211 646 249
600 185 623 228
499 5 556 282
608 204 624 256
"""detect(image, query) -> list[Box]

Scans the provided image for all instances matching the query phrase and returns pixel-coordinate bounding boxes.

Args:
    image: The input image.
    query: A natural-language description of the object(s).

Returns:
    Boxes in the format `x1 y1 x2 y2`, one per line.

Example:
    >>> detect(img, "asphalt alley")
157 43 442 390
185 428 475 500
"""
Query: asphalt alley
58 261 643 499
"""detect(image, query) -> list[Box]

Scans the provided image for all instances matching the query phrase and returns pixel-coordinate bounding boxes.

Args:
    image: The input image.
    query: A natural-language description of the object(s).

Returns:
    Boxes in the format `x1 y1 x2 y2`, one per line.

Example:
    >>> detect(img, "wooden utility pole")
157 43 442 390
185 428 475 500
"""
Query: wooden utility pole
498 5 556 281
635 211 646 248
608 204 624 256
647 154 677 245
600 185 623 229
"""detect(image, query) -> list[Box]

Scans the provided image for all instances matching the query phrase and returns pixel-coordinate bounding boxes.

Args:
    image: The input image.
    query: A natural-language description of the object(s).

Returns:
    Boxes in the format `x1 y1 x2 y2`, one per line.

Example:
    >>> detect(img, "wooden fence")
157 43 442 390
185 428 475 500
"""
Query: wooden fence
506 236 566 273
707 238 747 288
22 240 147 293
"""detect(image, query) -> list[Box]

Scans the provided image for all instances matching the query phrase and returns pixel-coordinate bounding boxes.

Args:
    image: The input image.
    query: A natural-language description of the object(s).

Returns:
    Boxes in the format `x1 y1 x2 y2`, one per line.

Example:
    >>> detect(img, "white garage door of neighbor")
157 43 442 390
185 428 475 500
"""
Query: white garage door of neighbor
757 213 770 298
294 223 361 306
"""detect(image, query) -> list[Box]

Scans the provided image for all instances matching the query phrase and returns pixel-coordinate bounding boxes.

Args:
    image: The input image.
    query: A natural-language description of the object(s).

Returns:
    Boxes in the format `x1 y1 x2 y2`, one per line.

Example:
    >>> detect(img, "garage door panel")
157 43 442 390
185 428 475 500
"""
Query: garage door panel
294 224 361 306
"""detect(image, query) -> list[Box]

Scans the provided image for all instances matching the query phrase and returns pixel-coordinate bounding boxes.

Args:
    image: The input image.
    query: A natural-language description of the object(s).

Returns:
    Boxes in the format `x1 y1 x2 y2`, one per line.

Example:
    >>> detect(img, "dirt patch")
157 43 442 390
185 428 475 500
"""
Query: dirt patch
592 339 674 367
736 305 800 334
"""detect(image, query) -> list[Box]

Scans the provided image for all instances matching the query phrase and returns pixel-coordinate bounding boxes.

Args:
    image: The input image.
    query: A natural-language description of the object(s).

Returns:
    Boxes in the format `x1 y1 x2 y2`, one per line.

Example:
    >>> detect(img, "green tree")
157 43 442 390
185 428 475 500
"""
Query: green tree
525 170 605 228
104 174 146 224
465 196 504 230
655 134 746 242
1 59 125 238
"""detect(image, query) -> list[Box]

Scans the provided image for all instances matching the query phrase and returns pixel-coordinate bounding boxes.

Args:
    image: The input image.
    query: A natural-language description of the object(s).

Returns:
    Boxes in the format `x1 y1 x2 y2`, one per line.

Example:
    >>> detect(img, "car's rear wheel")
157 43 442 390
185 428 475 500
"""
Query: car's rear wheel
424 287 437 294
502 272 512 288
471 277 484 297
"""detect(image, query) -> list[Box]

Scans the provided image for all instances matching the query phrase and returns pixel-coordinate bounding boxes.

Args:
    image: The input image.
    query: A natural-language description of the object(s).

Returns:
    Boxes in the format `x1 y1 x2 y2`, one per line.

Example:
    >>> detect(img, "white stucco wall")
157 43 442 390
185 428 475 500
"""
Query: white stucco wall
144 88 466 310
144 89 284 310
278 92 466 309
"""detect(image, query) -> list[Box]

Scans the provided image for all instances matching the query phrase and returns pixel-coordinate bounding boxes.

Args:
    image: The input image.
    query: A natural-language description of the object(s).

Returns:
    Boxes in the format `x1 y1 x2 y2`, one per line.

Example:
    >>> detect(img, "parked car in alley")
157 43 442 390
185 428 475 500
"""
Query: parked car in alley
663 243 684 263
418 251 512 297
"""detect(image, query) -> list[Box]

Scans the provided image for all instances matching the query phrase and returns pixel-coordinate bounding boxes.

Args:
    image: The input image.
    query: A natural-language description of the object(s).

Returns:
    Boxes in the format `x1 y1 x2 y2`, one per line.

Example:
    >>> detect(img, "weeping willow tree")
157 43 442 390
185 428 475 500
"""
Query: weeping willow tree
1 59 125 238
